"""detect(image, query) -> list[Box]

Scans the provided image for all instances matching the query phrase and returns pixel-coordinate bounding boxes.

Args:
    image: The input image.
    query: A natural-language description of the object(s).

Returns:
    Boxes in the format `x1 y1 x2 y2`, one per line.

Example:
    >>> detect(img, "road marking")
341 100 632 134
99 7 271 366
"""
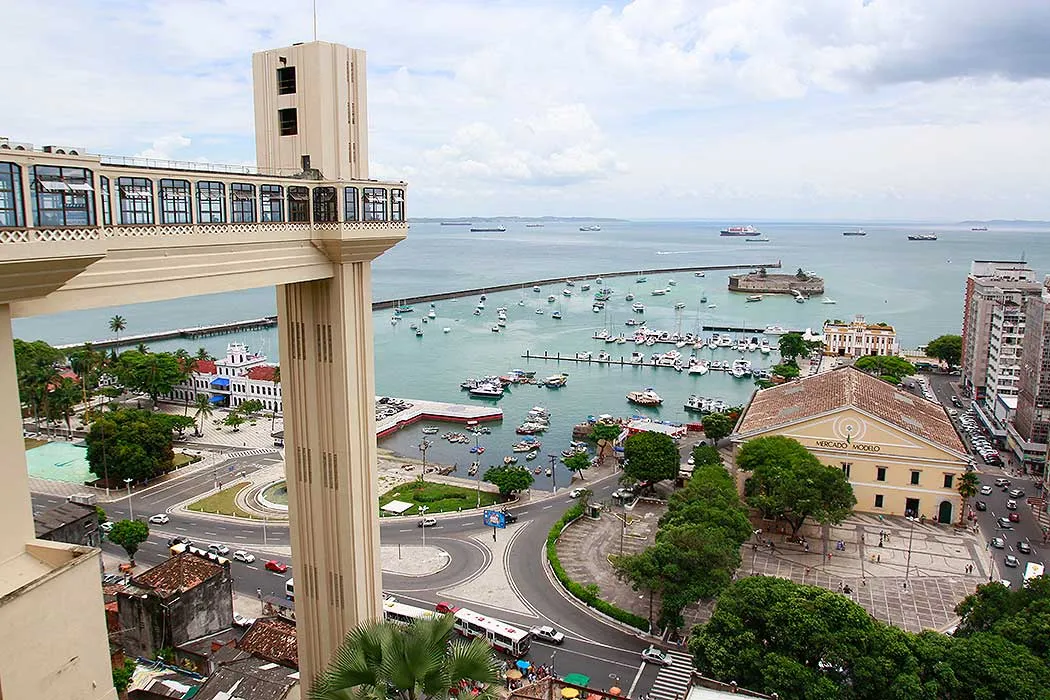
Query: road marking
399 529 411 532
205 532 217 536
626 663 645 698
542 505 553 510
245 566 258 570
175 527 188 532
234 535 248 540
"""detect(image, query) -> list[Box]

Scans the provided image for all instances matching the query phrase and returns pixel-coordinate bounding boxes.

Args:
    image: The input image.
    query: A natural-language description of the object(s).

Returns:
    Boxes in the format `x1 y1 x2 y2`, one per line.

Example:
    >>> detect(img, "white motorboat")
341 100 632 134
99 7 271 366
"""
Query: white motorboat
533 286 542 292
576 351 592 360
651 289 669 296
760 339 771 354
717 336 734 347
548 295 557 303
731 359 752 378
688 361 710 375
632 303 646 313
562 289 573 297
694 271 705 277
763 324 788 335
597 351 612 361
593 329 610 340
428 309 436 319
822 298 837 304
746 295 763 302
667 279 677 286
674 302 686 310
443 327 451 333
735 339 748 352
544 374 569 388
626 388 663 406
469 382 504 398
625 293 635 301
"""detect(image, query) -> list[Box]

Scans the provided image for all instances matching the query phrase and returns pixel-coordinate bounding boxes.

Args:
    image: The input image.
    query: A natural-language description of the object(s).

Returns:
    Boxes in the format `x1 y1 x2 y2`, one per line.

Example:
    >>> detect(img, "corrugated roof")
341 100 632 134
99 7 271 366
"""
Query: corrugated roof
131 552 224 599
193 656 298 700
33 501 95 537
735 366 965 454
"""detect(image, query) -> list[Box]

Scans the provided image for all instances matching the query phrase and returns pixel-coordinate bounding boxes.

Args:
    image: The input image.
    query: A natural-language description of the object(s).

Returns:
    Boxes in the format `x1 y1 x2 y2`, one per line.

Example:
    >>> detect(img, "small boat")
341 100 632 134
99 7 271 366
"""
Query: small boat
504 456 518 465
746 295 763 302
760 339 771 354
415 329 424 337
565 279 575 287
491 325 500 332
651 289 668 296
473 309 482 316
576 351 592 360
597 351 611 361
626 388 663 406
581 283 591 291
497 320 507 327
745 237 771 242
688 361 710 375
763 324 787 335
667 279 676 286
395 304 414 313
595 277 603 284
552 311 563 319
469 382 504 398
526 451 539 461
707 304 717 308
795 296 805 304
674 302 686 310
534 467 543 474
535 308 544 315
533 286 542 292
731 358 752 378
518 299 526 306
694 271 705 277
470 225 506 232
625 319 642 326
579 225 601 232
421 426 440 434
443 327 451 333
625 293 635 301
822 298 837 304
843 229 867 236
545 469 552 477
592 304 604 313
908 233 938 241
562 289 573 297
632 303 646 313
636 276 647 283
684 395 705 412
526 223 545 228
548 295 557 303
428 309 436 319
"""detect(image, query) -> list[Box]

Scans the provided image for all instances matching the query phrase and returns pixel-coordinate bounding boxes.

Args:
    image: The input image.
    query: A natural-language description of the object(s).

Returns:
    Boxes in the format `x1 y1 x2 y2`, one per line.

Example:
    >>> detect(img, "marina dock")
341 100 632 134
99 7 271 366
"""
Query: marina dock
376 397 503 439
56 316 279 351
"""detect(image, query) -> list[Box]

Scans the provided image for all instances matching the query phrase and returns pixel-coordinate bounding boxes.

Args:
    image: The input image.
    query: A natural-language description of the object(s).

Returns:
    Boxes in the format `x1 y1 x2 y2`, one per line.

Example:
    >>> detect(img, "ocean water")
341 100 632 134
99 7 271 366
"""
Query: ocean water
14 220 1050 484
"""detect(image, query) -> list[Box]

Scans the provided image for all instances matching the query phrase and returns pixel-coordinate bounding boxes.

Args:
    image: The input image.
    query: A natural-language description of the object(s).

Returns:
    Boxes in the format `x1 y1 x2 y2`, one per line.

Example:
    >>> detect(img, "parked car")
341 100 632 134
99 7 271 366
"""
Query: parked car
569 488 586 499
975 501 987 511
209 544 231 556
951 396 963 406
641 645 672 666
1005 555 1020 568
530 626 565 644
100 521 114 533
418 517 438 528
435 601 460 614
233 550 255 563
991 537 1006 549
1010 489 1025 499
233 613 256 628
147 514 170 524
499 509 518 524
168 536 192 547
264 560 288 573
1018 541 1033 555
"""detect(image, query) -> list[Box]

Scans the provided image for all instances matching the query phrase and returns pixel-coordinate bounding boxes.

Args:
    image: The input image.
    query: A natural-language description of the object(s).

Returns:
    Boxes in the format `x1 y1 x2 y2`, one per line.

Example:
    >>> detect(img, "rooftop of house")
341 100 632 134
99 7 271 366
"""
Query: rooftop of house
33 501 96 537
190 654 298 700
245 365 279 382
194 359 217 374
127 552 225 599
237 617 298 670
735 365 965 454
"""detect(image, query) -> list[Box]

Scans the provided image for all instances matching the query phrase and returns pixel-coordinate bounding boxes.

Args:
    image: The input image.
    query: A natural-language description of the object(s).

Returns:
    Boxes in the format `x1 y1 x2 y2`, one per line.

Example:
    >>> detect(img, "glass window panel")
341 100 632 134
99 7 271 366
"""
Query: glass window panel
344 186 358 222
391 188 405 222
363 187 387 221
287 186 309 222
116 177 154 225
197 181 226 223
231 183 256 223
0 163 24 227
159 178 192 224
261 184 284 222
99 175 111 226
31 165 94 227
312 186 337 223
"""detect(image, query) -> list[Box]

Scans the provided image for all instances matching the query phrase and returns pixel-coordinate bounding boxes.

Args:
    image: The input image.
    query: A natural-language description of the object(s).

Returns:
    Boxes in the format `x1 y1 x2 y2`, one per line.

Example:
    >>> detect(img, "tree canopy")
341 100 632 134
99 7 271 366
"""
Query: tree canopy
691 575 1050 700
691 443 722 468
589 422 622 442
854 355 916 382
563 451 591 479
482 465 534 496
778 333 821 364
113 350 185 404
701 413 733 443
738 436 856 535
622 431 680 487
85 408 187 483
926 334 962 368
310 612 498 700
108 519 149 563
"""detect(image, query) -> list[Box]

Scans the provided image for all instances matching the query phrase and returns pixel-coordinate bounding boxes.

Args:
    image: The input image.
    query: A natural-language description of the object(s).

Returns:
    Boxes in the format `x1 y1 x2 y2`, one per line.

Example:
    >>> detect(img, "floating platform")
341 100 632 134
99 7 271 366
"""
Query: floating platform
376 397 503 439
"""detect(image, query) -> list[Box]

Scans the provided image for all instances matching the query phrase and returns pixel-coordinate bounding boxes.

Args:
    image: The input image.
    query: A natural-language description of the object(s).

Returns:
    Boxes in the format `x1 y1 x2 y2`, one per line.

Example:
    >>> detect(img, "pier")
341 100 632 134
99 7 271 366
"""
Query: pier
375 397 503 438
372 262 782 310
521 349 772 371
56 316 279 350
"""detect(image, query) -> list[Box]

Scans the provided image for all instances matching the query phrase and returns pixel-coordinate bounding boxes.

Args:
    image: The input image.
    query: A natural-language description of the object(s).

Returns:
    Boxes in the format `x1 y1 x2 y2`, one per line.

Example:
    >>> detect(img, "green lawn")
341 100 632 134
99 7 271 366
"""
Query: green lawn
379 480 503 515
172 453 197 468
187 481 254 518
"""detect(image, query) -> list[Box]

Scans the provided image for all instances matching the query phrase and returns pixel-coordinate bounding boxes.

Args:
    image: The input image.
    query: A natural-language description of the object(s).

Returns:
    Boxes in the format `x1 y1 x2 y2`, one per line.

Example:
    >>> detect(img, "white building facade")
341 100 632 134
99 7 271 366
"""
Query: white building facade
822 315 900 358
169 343 282 414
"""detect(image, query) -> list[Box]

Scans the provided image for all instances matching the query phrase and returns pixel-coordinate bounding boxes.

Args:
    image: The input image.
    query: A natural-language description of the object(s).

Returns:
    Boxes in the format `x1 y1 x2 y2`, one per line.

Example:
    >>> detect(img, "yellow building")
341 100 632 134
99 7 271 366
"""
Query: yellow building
733 366 969 523
823 315 900 357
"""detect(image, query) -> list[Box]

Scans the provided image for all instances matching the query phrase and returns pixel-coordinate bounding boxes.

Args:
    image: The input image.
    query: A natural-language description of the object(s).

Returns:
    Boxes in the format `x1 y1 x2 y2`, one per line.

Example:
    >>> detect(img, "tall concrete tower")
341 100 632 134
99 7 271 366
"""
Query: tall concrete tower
253 41 370 180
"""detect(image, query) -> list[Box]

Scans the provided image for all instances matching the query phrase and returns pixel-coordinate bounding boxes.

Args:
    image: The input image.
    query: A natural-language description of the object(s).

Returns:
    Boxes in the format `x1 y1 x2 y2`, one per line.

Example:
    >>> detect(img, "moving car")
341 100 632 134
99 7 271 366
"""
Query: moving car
569 488 586 499
1010 489 1025 499
1005 555 1020 568
499 509 518 524
418 517 438 528
233 550 255 563
991 537 1006 549
994 478 1010 487
100 521 114 533
1018 541 1033 555
641 645 672 666
998 517 1014 530
975 501 987 511
168 536 192 547
435 601 460 614
1009 512 1021 523
1007 500 1018 511
530 625 565 644
265 560 288 573
147 514 170 524
209 544 231 556
980 485 993 495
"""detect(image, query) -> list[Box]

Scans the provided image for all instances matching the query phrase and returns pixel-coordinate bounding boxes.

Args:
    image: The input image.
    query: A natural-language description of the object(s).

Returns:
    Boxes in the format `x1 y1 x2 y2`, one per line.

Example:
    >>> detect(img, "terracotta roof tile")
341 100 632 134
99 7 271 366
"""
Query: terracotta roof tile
131 552 224 599
246 365 278 382
194 360 217 374
736 366 965 454
238 617 298 669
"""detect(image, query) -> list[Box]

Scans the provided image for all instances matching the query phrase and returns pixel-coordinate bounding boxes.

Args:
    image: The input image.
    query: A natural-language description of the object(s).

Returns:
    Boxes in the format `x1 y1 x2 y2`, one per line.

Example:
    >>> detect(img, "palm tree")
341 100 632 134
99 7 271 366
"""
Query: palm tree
136 342 150 354
270 365 281 430
310 614 499 700
173 349 195 415
957 471 981 524
194 347 214 362
108 315 127 340
192 394 214 437
49 377 81 436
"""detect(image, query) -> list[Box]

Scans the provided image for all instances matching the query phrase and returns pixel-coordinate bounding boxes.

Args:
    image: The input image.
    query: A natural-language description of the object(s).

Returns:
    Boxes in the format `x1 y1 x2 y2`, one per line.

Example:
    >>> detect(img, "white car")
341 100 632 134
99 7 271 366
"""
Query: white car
530 626 565 644
209 544 231 556
233 613 256 628
980 485 993 495
147 514 170 525
569 488 586 499
100 521 114 533
641 645 672 666
233 550 255 563
418 517 438 528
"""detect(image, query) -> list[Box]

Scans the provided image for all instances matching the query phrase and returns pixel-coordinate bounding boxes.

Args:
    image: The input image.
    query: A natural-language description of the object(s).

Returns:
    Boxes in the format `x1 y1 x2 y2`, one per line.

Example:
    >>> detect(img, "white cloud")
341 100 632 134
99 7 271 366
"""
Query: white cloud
2 0 1050 218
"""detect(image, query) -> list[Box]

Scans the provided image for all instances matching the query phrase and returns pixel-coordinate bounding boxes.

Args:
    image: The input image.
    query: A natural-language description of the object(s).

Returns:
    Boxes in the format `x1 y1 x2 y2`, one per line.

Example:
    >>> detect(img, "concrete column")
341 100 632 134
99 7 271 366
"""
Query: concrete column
277 261 382 686
0 304 37 557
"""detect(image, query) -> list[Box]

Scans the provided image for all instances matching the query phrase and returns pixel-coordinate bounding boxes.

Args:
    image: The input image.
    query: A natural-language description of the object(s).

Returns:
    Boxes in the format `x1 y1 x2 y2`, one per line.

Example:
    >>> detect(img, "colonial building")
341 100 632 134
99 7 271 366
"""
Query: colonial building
822 315 899 358
733 366 969 523
168 342 282 413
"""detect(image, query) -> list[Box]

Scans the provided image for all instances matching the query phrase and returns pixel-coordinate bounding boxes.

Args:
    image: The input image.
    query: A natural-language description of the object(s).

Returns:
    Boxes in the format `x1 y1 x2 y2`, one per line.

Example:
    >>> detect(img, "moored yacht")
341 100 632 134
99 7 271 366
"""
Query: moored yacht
763 324 788 335
632 302 646 313
626 388 663 406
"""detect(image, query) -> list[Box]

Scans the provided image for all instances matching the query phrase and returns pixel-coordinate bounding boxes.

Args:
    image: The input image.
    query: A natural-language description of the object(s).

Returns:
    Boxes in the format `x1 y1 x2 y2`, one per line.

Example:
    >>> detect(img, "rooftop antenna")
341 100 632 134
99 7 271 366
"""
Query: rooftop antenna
313 0 318 41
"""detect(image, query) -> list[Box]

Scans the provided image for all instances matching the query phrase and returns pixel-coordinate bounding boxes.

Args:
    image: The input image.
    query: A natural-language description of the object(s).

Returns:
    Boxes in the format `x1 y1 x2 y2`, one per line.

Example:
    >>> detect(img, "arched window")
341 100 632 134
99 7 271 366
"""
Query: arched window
197 181 226 223
231 183 257 223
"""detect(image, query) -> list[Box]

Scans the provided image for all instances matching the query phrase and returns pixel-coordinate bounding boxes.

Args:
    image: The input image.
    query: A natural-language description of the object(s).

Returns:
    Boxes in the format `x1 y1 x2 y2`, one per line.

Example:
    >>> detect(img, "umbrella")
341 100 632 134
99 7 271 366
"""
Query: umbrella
587 695 602 700
561 689 580 699
516 660 531 670
562 674 590 686
609 688 622 696
505 670 523 680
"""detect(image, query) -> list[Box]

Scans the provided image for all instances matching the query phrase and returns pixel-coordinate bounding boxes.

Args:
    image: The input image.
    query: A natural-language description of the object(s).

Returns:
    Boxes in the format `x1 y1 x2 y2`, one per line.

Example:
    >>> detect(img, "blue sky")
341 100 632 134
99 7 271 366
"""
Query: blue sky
4 0 1050 220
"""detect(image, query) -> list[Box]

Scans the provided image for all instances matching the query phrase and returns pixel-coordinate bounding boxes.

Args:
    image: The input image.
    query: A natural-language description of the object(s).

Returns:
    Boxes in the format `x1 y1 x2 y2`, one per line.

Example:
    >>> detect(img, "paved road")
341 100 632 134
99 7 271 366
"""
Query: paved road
923 372 1047 588
33 455 668 694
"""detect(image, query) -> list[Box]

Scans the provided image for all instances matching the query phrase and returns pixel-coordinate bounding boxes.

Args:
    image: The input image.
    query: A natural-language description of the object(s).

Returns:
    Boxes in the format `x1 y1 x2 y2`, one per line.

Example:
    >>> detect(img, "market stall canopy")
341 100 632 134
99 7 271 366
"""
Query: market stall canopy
562 689 580 699
562 674 590 686
381 500 414 515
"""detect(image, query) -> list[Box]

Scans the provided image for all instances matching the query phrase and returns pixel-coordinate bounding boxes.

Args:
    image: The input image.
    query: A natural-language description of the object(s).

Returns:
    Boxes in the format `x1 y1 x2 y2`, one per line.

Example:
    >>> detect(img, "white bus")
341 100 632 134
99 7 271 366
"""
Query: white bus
382 599 439 625
453 607 531 657
285 578 294 601
1024 562 1044 585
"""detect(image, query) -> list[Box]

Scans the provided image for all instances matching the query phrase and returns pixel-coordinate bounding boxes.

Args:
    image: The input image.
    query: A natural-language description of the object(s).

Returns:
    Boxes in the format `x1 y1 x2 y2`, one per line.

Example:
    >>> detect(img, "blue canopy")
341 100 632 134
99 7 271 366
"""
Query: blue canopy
210 377 230 387
208 395 225 404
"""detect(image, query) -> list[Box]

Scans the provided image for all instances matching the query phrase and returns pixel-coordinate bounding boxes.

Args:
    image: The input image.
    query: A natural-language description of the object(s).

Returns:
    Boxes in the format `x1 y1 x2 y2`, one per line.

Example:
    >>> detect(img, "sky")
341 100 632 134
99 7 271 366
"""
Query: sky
4 0 1050 220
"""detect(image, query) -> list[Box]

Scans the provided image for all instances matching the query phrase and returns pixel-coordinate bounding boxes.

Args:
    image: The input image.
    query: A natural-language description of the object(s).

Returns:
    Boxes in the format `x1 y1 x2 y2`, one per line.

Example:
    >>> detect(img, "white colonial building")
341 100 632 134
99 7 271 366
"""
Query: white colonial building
822 315 900 358
169 343 282 414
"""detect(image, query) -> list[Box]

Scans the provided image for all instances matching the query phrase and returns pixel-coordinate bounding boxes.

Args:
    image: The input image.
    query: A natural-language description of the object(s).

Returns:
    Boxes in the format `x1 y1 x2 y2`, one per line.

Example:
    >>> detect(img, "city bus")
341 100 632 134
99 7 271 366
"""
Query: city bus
382 599 439 625
452 607 531 657
285 578 294 601
1024 562 1044 586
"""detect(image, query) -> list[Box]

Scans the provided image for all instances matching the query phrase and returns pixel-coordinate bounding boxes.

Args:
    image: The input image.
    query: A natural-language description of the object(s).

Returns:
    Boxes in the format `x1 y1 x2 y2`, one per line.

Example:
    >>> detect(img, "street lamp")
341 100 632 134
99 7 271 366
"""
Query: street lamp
548 454 558 494
124 478 134 520
419 505 429 548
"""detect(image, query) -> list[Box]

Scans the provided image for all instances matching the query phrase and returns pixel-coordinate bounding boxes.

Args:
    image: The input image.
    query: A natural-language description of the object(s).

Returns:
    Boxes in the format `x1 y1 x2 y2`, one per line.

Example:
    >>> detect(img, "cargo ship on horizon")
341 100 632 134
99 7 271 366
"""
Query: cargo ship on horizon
719 225 761 236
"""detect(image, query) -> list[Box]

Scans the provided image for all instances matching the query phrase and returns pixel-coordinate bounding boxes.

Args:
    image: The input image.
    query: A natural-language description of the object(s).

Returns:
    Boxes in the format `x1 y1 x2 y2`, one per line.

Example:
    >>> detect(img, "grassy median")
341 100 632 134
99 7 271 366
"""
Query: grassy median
187 481 254 519
379 480 502 515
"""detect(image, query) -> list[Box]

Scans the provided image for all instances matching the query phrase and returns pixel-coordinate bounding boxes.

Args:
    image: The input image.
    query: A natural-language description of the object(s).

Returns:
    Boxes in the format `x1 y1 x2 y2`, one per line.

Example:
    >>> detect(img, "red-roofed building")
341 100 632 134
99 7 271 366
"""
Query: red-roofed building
167 343 282 414
117 552 234 659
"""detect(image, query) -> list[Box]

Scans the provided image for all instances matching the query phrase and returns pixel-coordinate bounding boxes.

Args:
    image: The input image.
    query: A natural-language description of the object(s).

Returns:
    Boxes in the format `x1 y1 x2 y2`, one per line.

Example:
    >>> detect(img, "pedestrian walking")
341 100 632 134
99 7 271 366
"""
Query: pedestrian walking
877 554 881 563
837 582 844 592
804 542 810 552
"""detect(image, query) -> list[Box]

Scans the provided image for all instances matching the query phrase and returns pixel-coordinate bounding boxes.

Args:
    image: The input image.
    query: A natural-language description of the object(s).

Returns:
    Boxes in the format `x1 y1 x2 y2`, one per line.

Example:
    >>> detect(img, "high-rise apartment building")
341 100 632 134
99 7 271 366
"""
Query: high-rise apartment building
1010 276 1050 471
960 261 1039 404
0 39 405 696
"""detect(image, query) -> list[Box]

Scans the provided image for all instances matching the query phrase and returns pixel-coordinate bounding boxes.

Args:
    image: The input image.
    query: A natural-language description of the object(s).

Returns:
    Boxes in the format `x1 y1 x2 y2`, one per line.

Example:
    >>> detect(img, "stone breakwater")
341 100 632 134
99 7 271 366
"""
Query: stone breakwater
728 272 825 296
